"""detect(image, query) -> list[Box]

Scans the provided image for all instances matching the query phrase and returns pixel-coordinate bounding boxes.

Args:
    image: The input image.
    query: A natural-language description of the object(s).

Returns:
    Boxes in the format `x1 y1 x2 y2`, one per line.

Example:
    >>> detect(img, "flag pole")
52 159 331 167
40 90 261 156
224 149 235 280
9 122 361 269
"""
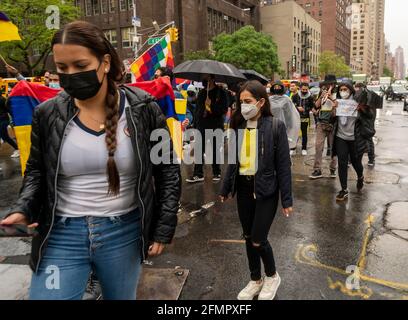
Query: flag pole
0 53 8 66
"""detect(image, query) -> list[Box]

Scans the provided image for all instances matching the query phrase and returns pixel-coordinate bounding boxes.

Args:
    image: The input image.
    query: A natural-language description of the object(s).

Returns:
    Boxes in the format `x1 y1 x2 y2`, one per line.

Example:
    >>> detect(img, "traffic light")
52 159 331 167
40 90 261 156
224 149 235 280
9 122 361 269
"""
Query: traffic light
173 28 179 42
166 27 179 42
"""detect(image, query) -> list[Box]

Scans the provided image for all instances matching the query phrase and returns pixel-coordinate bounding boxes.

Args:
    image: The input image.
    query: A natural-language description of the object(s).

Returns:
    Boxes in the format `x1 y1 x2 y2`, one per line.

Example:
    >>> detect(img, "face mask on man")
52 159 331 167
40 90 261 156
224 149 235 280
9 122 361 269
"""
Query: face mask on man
58 63 105 100
49 82 60 89
241 101 260 120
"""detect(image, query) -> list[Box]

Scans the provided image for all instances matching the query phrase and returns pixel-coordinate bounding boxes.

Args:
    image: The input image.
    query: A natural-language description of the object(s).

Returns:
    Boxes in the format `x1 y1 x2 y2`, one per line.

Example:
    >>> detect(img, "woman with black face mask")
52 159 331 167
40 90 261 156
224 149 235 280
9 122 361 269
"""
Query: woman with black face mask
1 21 181 300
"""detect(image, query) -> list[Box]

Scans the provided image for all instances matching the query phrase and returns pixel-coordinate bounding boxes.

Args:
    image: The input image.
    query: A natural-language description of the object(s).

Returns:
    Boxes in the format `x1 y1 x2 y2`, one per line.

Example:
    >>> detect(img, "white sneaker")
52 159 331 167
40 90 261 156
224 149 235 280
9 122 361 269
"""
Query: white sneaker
237 279 263 300
302 150 308 156
10 150 20 158
258 273 281 300
290 150 296 156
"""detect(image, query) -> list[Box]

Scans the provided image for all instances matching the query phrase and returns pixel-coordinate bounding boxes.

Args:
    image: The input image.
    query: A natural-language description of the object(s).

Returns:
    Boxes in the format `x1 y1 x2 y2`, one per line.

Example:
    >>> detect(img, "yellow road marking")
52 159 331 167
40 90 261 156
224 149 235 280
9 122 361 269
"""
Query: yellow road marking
327 276 373 299
296 243 408 291
357 214 375 271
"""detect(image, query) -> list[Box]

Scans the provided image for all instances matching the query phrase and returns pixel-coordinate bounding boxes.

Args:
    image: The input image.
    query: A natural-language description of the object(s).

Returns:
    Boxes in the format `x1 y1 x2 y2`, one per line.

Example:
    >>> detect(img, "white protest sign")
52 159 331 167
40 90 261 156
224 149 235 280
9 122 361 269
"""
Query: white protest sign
337 99 358 117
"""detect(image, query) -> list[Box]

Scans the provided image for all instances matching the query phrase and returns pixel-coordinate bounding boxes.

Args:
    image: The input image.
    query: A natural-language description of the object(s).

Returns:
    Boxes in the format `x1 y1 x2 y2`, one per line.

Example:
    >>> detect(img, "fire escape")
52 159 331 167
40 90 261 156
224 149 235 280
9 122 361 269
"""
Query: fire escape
301 27 311 75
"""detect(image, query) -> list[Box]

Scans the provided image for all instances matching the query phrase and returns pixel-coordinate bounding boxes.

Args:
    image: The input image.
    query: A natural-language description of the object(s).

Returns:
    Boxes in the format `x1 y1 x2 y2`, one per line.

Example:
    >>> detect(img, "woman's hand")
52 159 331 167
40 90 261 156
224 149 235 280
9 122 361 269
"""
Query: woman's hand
0 213 38 229
148 242 165 257
282 207 293 218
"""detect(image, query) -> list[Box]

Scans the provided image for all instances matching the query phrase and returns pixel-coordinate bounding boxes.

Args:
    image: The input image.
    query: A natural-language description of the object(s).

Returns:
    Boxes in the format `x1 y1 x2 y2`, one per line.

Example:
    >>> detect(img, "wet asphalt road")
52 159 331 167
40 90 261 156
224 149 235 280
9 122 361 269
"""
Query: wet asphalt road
1 99 408 300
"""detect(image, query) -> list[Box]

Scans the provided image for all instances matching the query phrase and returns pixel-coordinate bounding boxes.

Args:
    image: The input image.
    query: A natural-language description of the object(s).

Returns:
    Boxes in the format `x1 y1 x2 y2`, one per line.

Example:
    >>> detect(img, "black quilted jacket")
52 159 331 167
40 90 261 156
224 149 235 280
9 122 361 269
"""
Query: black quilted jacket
8 85 181 273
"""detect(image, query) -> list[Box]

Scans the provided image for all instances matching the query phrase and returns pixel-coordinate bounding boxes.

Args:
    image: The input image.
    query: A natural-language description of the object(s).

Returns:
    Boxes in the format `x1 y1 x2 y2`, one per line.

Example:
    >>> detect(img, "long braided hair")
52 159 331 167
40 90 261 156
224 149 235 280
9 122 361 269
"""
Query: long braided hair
52 21 124 195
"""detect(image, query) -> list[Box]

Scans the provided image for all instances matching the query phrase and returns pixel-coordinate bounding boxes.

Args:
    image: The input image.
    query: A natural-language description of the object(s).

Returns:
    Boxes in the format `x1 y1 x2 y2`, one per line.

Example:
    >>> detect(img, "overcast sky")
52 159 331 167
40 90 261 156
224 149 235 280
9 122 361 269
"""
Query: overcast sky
385 0 407 64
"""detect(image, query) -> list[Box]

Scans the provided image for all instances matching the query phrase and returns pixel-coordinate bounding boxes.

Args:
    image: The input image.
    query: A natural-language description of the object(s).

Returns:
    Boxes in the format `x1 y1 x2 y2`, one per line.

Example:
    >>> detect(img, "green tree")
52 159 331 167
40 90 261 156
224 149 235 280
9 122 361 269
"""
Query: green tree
0 0 79 76
382 66 393 78
183 50 215 61
212 26 281 78
318 51 351 78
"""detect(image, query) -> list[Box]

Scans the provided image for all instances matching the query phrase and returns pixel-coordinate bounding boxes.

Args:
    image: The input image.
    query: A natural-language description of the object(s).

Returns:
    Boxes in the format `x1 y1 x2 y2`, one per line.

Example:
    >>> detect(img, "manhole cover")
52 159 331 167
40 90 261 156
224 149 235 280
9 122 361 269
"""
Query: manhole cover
136 267 189 300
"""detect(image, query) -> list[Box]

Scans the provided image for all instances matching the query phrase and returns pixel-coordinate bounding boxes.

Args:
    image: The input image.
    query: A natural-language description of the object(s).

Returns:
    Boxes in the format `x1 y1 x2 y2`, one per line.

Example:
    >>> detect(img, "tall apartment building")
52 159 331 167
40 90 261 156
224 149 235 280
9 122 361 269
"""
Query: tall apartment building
349 0 375 75
349 0 385 80
293 0 352 65
394 46 406 80
261 0 321 78
384 40 394 74
373 0 385 79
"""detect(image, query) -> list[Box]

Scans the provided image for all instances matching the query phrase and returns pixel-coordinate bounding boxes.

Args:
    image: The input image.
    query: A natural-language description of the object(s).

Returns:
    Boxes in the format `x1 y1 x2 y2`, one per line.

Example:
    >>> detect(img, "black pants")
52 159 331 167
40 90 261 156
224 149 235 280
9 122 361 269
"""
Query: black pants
193 128 222 177
236 175 278 281
300 120 309 150
368 138 375 162
335 137 364 191
0 119 18 150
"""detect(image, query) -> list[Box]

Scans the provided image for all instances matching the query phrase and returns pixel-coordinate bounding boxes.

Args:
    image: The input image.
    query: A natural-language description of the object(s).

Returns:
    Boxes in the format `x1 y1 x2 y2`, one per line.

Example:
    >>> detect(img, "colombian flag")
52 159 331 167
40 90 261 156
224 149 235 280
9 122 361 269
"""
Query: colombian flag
0 12 22 42
8 78 183 174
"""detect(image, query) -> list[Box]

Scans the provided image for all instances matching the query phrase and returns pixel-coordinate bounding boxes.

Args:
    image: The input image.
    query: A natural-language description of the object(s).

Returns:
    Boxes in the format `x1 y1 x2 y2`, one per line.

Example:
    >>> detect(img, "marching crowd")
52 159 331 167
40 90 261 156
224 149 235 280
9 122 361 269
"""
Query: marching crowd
0 20 378 301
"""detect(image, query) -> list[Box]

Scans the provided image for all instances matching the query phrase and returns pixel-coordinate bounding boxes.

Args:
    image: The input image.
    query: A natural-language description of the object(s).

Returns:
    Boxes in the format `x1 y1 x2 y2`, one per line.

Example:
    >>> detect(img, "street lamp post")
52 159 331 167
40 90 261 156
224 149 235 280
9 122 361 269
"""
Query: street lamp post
133 0 138 58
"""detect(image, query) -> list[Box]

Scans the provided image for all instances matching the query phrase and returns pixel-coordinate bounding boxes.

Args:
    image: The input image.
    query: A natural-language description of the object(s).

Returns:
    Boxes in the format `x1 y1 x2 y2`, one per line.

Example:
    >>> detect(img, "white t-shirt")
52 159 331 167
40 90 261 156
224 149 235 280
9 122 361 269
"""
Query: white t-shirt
56 90 138 217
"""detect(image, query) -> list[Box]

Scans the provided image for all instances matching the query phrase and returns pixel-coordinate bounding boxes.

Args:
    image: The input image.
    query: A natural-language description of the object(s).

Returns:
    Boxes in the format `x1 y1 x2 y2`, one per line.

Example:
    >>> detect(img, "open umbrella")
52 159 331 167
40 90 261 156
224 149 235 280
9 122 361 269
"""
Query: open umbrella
173 60 246 84
239 69 270 85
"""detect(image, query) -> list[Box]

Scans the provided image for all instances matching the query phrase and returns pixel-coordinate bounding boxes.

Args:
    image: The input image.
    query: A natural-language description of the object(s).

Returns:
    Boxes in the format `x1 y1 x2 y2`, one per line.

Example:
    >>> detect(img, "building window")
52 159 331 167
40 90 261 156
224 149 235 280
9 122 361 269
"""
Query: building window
119 0 127 11
128 0 133 10
93 0 100 15
104 29 118 49
109 0 116 13
101 0 108 14
85 0 92 16
121 27 134 48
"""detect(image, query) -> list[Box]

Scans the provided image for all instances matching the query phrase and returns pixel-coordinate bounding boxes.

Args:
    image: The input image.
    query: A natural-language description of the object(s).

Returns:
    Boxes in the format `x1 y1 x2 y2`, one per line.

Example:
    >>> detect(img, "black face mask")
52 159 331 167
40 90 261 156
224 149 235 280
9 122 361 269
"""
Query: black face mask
58 64 105 101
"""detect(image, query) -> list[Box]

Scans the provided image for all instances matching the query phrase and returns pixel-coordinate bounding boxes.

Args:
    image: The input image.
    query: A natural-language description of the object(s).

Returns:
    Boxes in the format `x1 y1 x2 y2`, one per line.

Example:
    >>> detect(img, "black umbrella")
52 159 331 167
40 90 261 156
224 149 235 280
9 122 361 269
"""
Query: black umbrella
173 60 247 84
239 69 270 85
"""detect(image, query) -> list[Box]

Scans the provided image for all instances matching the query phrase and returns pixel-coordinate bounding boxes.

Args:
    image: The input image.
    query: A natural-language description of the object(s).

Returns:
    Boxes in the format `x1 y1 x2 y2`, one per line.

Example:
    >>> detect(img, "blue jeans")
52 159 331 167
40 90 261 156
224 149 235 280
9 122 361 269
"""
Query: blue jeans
29 209 143 300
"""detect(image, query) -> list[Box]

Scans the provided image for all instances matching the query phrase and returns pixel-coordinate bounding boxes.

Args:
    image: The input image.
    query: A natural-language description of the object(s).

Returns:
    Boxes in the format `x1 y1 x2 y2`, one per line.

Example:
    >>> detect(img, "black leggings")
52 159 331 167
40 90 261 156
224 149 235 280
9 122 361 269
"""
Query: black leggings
236 175 278 281
300 121 309 150
335 137 364 190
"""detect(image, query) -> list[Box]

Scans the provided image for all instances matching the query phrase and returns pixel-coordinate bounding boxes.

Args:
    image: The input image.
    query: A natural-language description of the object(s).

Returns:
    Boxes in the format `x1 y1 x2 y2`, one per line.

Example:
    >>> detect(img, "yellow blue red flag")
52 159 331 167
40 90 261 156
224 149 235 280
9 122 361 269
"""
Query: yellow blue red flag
0 12 22 42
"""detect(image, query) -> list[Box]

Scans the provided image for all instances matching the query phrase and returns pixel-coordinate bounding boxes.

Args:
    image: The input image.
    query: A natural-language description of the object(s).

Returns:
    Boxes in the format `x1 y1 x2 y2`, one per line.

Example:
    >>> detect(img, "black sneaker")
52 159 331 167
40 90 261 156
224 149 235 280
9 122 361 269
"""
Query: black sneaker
368 160 375 167
309 170 323 180
336 190 349 201
330 169 337 178
212 174 221 182
357 176 365 191
186 176 205 183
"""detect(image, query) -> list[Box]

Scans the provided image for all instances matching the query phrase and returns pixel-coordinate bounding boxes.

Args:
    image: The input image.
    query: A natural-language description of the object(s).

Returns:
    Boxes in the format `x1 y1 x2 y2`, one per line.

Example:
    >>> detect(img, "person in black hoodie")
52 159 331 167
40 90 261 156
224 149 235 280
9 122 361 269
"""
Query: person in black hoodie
220 80 293 300
292 83 315 155
186 74 228 183
333 81 375 201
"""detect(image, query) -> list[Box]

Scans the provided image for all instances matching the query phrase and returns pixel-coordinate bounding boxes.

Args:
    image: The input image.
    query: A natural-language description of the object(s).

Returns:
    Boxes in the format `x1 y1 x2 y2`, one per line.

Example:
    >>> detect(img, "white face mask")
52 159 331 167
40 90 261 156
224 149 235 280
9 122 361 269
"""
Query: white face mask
241 102 260 120
340 91 350 99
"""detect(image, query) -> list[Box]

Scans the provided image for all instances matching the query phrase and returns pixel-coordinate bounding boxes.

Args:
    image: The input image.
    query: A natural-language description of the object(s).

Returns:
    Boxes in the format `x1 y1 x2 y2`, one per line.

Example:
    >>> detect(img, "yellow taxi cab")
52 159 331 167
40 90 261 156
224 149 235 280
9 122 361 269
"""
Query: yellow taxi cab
0 76 45 97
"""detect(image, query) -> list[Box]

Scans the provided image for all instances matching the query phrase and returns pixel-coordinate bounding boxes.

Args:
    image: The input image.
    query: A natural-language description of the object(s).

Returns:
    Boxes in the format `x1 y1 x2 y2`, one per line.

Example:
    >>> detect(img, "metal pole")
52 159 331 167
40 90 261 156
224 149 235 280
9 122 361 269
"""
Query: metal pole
133 0 138 58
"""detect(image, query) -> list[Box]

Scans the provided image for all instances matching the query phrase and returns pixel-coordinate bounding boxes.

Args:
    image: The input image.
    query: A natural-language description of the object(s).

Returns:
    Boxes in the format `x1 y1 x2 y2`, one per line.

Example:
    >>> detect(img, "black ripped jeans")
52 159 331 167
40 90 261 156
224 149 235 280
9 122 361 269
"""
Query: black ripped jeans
335 137 364 191
236 175 278 281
